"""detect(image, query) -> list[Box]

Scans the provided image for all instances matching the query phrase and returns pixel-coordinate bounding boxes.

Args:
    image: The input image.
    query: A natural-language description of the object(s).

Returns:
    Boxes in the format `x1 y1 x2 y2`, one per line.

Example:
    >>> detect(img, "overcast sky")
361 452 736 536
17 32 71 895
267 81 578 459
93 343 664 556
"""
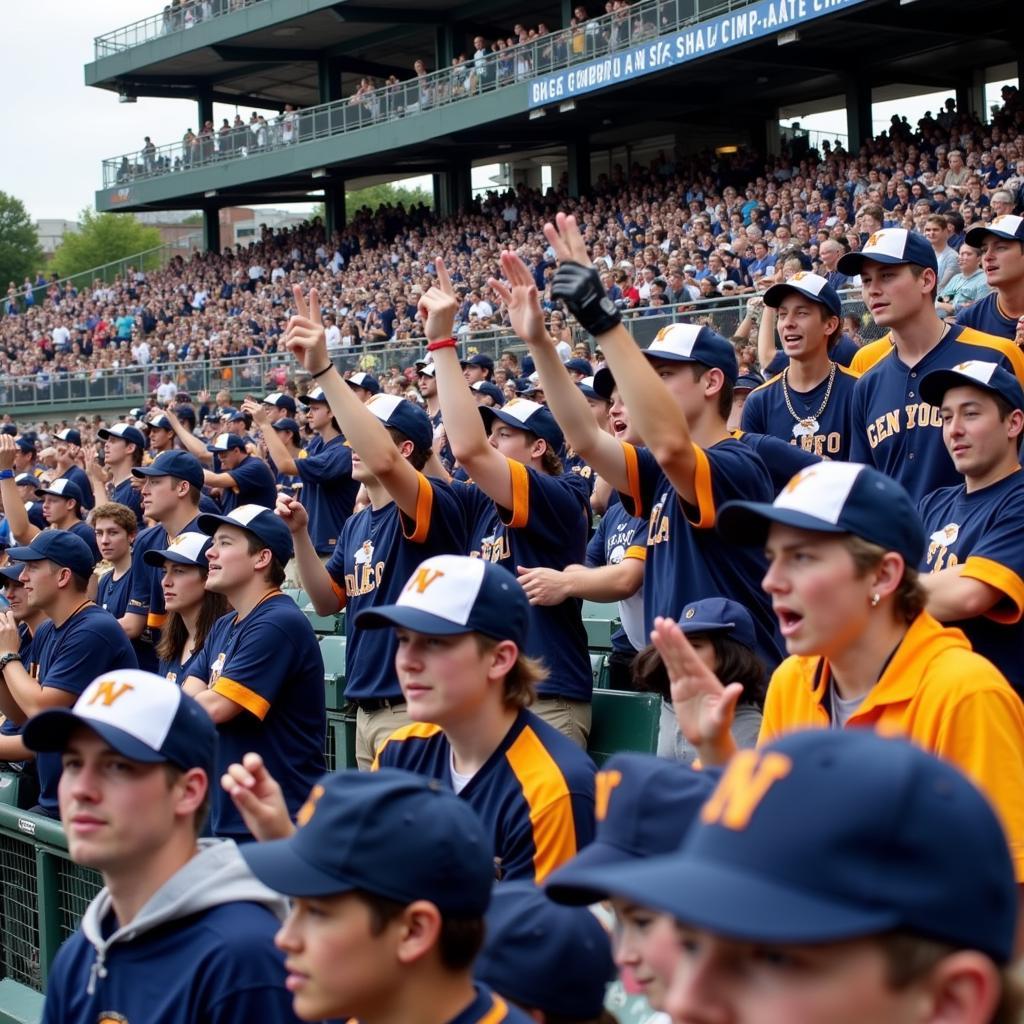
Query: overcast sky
4 3 1016 223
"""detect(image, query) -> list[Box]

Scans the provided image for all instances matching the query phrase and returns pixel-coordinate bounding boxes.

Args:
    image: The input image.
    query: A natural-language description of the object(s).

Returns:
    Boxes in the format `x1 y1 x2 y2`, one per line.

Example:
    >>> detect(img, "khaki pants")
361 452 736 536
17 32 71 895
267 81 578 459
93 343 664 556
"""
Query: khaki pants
355 703 414 770
531 697 592 749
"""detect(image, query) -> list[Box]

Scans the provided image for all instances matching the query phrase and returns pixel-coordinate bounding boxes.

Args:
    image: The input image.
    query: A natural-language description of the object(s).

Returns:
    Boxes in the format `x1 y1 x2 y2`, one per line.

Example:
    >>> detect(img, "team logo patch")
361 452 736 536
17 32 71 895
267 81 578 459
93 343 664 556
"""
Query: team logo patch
684 607 696 619
930 522 959 546
98 1014 129 1024
354 540 375 565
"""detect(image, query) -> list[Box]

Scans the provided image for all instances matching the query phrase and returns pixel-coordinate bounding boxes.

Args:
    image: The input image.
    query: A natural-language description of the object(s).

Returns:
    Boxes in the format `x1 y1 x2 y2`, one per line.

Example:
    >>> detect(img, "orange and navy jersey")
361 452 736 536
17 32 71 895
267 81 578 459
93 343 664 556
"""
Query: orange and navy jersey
740 363 860 460
850 335 894 375
455 467 593 702
618 439 784 669
849 324 1024 502
373 709 596 883
447 985 534 1024
758 611 1024 880
325 473 465 700
918 469 1024 694
956 292 1021 341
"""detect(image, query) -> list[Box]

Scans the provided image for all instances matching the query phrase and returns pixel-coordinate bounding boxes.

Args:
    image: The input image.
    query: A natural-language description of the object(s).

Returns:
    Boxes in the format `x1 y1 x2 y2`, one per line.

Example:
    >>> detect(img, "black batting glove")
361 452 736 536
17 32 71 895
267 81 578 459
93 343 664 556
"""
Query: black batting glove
551 262 622 337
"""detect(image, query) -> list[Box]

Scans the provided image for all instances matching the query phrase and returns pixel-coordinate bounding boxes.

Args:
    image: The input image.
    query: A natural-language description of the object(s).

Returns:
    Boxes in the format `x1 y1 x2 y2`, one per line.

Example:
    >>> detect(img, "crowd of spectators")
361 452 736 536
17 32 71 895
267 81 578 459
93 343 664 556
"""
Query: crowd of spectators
9 84 1024 406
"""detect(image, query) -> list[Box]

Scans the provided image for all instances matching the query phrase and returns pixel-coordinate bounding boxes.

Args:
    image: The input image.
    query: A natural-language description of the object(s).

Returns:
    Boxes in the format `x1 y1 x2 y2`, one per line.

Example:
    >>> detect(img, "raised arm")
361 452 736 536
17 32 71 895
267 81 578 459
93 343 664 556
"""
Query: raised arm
161 406 214 464
243 399 298 476
0 438 38 543
756 304 778 373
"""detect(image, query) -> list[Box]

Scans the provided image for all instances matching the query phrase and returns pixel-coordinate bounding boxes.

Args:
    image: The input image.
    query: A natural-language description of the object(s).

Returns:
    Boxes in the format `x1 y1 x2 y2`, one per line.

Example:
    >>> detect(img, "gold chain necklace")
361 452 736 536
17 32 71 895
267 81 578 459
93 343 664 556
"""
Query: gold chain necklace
781 361 837 438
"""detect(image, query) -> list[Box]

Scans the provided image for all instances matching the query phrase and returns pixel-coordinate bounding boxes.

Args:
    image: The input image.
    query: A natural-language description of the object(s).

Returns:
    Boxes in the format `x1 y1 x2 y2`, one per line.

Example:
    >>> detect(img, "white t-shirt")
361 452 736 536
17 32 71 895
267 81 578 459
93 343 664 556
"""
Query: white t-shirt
449 750 473 795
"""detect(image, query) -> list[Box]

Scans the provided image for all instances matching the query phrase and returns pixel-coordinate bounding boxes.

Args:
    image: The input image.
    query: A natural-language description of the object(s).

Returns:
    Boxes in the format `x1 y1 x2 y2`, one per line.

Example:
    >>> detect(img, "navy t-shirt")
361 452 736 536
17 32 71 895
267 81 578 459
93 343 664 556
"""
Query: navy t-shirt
585 495 646 653
110 477 145 528
219 455 278 513
98 568 157 672
732 430 821 496
295 434 358 555
955 293 1018 340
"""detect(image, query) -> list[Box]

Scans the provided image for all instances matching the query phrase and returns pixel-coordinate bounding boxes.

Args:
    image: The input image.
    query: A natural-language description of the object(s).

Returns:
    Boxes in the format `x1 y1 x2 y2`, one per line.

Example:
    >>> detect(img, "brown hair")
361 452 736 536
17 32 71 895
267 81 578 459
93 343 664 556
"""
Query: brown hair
384 426 431 471
683 362 734 420
244 533 287 587
907 263 938 302
842 535 926 623
91 502 138 536
155 567 228 668
162 764 212 837
473 634 546 708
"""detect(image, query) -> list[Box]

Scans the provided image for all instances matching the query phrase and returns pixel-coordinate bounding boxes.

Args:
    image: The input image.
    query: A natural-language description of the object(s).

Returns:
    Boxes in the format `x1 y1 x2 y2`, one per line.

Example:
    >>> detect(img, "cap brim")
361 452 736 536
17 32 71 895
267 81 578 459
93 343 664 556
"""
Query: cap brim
240 836 359 898
142 548 204 568
23 711 166 764
964 226 1019 247
0 566 25 582
544 841 648 905
6 545 45 563
716 500 848 548
678 619 737 636
131 465 168 478
571 852 900 945
355 604 473 636
918 369 977 407
196 512 236 538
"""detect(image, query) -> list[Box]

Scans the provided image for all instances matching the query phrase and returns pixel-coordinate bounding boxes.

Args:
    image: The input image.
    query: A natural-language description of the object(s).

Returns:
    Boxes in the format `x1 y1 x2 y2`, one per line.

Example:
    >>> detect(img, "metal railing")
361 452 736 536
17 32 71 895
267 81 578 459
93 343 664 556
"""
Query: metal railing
1 289 879 414
94 0 268 57
100 0 759 189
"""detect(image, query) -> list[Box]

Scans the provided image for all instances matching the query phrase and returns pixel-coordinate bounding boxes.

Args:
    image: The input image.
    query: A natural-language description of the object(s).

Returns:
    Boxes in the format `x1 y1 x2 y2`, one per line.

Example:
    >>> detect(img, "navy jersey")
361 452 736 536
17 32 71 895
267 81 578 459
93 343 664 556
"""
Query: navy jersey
732 430 820 497
325 474 465 701
919 470 1024 695
126 517 203 634
456 467 594 702
29 605 137 815
160 646 204 688
219 454 278 513
98 567 157 673
42 901 302 1024
110 476 145 528
25 501 47 531
452 986 534 1024
619 440 784 669
956 293 1018 340
849 324 1024 502
295 434 358 555
563 449 597 498
62 465 94 510
374 709 595 883
585 494 646 653
187 593 326 840
740 364 860 460
764 333 861 373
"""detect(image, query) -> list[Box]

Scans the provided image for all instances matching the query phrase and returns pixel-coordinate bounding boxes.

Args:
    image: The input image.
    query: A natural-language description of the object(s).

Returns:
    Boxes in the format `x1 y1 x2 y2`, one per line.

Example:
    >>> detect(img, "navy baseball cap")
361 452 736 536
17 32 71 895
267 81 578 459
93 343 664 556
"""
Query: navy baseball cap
218 407 238 421
678 597 757 652
735 371 766 392
297 386 327 405
592 367 615 400
346 372 381 395
643 323 738 383
54 428 81 446
0 563 25 585
132 450 205 489
35 477 83 505
416 362 437 379
475 882 615 1019
14 438 36 454
198 503 293 564
546 754 718 905
241 769 494 913
575 730 1018 964
0 425 16 437
142 531 212 569
920 359 1024 411
358 554 530 647
564 357 594 376
14 473 36 487
577 376 608 402
965 213 1024 249
23 669 216 775
147 414 173 431
365 393 433 450
128 407 147 420
270 417 301 440
206 432 246 453
175 404 197 426
470 381 505 406
717 462 925 565
838 228 938 275
480 397 564 451
8 531 96 580
461 353 494 374
764 271 842 318
262 392 297 414
98 423 147 450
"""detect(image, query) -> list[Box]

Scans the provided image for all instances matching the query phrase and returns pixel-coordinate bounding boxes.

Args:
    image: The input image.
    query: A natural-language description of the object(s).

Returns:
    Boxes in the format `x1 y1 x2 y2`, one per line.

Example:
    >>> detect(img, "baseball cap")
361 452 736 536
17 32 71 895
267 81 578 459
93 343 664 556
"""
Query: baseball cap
14 473 36 487
734 371 766 392
546 754 718 905
837 228 938 275
23 669 216 776
346 372 381 395
142 530 212 569
717 461 925 566
240 769 494 913
217 407 238 421
270 416 302 439
460 353 494 374
128 407 147 420
206 432 247 453
34 477 83 504
920 359 1024 411
678 597 757 652
175 404 197 426
0 425 16 437
226 411 248 425
197 503 294 564
416 362 437 379
480 397 564 451
470 381 505 406
297 386 328 405
98 423 147 450
54 428 81 446
564 357 593 376
474 882 616 1019
574 730 1017 964
147 413 173 431
8 531 96 580
592 367 615 401
643 323 738 383
365 393 433 450
0 563 25 585
132 449 205 489
14 438 36 454
764 271 842 317
576 376 607 402
357 554 530 648
262 392 297 414
965 213 1024 248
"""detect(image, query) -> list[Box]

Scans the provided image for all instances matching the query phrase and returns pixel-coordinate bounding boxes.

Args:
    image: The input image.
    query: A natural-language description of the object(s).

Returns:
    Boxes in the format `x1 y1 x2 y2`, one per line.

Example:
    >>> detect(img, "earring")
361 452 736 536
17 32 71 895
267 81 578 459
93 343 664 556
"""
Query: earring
870 593 881 608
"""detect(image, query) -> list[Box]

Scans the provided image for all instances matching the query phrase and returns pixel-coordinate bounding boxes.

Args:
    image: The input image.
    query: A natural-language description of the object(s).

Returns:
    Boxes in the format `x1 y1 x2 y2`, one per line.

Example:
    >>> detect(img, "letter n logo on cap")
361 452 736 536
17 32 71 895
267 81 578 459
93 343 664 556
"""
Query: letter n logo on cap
404 567 445 595
594 769 623 821
88 680 135 707
700 750 791 831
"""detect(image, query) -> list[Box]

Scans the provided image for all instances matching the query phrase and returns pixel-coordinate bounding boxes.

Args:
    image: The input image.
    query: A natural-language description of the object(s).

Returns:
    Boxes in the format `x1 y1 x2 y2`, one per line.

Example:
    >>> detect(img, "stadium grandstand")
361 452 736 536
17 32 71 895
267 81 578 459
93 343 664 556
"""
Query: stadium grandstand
0 0 1023 1021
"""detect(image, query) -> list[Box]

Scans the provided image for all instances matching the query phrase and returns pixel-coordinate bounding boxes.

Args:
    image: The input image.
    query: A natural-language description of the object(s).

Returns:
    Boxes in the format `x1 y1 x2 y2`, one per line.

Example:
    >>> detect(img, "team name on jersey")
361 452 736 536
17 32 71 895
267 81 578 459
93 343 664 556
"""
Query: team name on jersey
926 522 961 572
469 532 512 563
647 492 671 547
791 432 843 457
865 402 943 448
345 540 386 596
606 521 638 562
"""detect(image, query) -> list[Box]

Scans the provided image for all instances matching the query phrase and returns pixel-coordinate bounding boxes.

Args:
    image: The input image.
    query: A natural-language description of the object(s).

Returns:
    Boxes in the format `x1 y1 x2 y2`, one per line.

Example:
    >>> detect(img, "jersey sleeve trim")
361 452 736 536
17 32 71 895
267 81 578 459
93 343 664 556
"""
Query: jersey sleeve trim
212 676 271 720
506 459 530 530
402 471 434 543
620 441 643 518
146 612 167 628
961 555 1024 623
370 720 443 769
329 577 347 610
684 443 715 529
957 328 1024 383
624 544 647 561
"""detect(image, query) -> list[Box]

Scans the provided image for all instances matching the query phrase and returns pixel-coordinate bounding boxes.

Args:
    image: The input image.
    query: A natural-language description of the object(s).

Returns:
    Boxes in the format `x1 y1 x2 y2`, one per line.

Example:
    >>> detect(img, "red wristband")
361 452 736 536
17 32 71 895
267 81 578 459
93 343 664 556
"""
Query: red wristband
426 337 457 352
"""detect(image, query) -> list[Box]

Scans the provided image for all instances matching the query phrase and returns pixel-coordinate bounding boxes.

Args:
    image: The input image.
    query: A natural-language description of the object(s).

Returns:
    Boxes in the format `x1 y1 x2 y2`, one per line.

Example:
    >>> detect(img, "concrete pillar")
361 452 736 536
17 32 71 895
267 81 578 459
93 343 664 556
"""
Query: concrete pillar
561 0 573 27
202 207 221 252
197 92 213 129
452 161 473 213
435 24 455 69
844 75 872 153
433 173 446 216
566 138 591 198
317 56 342 104
324 182 346 234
